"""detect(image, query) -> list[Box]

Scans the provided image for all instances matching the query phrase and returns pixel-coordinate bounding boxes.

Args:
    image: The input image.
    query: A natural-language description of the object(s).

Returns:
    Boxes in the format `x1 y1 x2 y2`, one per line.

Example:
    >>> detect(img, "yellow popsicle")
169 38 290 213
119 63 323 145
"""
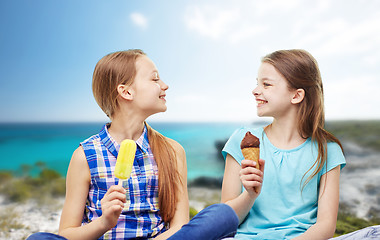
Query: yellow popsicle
115 139 136 181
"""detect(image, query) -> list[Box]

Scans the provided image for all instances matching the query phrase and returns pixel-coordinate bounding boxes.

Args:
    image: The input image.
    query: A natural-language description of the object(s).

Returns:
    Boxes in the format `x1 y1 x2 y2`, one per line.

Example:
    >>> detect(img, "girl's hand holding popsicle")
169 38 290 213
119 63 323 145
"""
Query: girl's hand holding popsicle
100 185 127 230
99 139 137 230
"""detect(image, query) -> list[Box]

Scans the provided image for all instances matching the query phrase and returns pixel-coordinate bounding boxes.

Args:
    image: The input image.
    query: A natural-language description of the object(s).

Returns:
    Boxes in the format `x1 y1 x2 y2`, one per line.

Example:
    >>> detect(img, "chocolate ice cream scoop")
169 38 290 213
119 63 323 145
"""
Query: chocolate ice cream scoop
240 131 260 149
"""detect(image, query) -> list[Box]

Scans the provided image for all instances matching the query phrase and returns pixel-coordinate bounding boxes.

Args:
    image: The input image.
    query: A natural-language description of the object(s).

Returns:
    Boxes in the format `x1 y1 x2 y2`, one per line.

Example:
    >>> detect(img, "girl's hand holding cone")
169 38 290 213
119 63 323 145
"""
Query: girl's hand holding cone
240 158 265 196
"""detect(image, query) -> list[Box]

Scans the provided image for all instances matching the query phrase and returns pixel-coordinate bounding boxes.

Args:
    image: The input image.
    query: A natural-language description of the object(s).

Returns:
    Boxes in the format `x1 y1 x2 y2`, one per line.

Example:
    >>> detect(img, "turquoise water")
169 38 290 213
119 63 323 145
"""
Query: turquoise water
0 122 263 180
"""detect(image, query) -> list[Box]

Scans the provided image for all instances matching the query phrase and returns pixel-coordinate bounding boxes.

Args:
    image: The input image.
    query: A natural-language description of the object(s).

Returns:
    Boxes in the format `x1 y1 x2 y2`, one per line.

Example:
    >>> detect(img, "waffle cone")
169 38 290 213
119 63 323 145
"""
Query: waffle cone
241 147 260 169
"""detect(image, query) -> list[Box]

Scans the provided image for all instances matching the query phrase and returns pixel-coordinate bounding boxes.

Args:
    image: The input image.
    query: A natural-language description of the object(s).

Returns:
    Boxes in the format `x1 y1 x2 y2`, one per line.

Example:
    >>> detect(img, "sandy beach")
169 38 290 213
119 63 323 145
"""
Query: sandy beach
0 196 64 240
0 187 221 240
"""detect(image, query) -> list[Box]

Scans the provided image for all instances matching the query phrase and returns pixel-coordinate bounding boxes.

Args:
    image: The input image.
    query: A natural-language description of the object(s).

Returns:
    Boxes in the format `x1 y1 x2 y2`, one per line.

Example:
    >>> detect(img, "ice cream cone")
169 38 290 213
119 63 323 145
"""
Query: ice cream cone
241 147 260 169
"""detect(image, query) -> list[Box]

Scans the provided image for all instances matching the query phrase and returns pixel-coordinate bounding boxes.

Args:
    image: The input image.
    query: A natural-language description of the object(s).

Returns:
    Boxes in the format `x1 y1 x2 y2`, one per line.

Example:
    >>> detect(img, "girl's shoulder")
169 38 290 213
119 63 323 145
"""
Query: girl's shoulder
326 140 343 151
326 141 345 163
229 126 264 142
310 139 344 155
164 137 187 171
80 125 108 148
81 133 101 144
80 133 102 151
165 137 185 154
222 126 264 162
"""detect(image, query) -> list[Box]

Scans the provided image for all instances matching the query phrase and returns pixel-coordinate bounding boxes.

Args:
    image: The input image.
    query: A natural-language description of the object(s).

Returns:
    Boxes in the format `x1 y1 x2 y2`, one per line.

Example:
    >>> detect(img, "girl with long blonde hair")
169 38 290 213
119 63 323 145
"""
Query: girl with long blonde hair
27 49 238 240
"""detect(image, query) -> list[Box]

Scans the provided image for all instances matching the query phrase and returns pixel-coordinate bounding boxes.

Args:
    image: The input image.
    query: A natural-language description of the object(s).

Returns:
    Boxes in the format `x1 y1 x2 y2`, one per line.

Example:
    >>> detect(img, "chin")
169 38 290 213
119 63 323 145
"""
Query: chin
256 111 264 117
157 106 167 113
257 112 270 118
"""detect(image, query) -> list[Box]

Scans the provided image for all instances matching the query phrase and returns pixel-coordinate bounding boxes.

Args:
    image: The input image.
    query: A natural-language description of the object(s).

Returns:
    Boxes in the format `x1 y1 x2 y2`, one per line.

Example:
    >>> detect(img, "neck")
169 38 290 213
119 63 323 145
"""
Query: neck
108 111 146 143
265 115 305 150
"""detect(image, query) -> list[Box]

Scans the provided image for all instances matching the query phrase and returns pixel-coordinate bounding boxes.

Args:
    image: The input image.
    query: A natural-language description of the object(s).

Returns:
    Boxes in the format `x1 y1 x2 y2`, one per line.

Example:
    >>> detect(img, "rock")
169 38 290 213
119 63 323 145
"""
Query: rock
214 139 228 162
188 176 223 189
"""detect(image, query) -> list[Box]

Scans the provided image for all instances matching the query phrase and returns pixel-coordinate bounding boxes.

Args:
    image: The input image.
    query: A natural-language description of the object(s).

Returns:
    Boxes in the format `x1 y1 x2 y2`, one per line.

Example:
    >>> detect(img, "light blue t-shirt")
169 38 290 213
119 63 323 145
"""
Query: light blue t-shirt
222 127 346 240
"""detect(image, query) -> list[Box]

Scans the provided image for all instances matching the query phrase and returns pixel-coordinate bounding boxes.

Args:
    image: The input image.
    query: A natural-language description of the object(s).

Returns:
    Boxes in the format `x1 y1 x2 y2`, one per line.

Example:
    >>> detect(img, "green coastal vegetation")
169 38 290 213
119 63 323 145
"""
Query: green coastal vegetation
324 120 380 235
325 120 380 151
1 120 380 236
0 162 65 204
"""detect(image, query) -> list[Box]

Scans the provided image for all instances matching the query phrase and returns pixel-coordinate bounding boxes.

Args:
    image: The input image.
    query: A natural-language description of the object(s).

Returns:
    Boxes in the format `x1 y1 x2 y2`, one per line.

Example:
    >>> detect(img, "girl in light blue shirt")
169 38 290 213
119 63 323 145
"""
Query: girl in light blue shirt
221 49 346 240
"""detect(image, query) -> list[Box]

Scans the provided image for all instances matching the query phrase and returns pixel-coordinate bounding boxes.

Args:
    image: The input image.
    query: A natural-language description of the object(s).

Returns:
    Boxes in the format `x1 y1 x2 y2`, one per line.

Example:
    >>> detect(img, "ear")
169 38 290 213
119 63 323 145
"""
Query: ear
291 88 305 104
117 84 134 101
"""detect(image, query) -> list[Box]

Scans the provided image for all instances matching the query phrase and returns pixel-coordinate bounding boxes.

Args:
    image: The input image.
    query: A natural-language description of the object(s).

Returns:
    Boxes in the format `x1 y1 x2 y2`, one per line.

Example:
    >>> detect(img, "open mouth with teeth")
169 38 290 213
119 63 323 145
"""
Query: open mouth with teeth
256 100 267 106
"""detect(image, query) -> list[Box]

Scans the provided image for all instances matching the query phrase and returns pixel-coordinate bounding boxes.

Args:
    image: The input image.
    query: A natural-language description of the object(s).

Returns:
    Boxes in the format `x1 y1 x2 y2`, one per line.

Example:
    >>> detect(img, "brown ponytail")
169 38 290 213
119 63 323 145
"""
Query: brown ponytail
146 123 181 223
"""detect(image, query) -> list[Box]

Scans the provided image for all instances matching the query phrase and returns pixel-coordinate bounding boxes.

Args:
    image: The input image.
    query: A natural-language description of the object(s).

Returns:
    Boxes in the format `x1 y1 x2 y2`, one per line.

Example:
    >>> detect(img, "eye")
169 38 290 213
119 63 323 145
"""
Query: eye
152 72 160 82
263 82 271 87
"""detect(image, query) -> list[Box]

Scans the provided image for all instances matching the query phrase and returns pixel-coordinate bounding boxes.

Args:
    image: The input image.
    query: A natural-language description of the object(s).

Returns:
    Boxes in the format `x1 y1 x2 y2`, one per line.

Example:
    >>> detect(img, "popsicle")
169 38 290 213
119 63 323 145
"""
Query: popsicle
115 139 136 185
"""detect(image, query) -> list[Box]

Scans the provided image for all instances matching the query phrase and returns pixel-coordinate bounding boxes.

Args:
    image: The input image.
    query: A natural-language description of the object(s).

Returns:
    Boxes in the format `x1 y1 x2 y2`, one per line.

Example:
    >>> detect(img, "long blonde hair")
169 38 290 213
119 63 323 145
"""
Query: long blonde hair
92 50 180 223
262 49 343 189
146 123 180 223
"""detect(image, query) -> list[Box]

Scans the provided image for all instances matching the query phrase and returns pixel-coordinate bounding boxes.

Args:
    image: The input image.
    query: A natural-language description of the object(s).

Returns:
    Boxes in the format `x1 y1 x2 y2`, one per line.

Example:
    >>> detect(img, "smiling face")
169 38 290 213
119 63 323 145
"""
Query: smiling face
130 55 169 116
253 62 299 119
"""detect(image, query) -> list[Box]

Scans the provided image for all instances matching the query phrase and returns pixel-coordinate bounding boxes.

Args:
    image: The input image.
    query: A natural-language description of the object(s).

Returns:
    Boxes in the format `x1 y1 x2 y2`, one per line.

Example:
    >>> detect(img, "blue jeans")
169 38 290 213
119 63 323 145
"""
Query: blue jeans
330 225 380 240
222 225 380 240
26 203 238 240
167 203 238 240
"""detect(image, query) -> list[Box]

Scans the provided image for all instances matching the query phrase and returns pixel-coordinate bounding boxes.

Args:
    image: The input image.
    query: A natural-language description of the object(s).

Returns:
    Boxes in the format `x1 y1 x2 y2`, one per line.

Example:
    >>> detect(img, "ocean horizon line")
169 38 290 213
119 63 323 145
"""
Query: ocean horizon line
0 119 380 126
0 118 379 125
0 120 259 125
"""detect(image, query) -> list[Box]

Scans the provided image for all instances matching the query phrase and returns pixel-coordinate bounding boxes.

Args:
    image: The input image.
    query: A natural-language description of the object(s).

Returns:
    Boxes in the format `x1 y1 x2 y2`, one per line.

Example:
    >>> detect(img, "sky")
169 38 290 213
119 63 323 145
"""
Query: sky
1 0 380 123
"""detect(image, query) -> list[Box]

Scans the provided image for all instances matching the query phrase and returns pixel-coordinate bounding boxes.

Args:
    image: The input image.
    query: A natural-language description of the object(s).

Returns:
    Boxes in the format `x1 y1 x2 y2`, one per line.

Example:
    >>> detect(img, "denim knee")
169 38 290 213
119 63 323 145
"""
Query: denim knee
26 232 67 240
205 203 239 232
168 203 238 239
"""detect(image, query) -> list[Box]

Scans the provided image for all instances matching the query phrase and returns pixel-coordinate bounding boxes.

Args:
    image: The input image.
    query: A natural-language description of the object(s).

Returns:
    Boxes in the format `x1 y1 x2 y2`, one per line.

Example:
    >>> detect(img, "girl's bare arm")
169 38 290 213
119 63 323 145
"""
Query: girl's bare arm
58 147 126 240
293 166 341 240
221 154 264 224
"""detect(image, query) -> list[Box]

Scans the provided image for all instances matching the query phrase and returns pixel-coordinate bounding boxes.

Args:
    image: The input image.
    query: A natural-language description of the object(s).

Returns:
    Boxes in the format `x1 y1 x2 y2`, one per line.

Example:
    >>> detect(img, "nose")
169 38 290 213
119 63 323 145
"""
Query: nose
160 80 169 91
252 85 259 96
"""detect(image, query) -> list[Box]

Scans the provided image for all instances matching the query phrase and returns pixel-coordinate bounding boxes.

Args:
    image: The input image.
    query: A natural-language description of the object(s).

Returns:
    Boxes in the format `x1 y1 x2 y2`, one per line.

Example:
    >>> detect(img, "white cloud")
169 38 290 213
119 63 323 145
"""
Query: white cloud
252 0 301 16
130 12 148 29
184 5 240 40
184 1 380 57
184 4 267 44
229 23 266 44
307 15 380 57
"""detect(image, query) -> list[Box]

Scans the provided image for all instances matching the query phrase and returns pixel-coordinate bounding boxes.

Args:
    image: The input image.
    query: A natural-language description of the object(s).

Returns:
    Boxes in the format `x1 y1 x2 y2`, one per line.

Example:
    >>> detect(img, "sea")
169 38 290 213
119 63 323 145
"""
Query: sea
0 121 262 180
